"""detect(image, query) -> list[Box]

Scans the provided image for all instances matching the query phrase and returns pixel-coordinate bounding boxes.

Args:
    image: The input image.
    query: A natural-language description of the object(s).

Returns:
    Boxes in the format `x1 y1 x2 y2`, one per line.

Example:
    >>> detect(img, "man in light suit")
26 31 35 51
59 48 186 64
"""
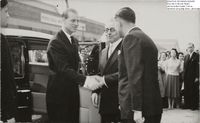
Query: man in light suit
184 43 199 110
46 8 104 123
92 20 122 123
114 7 162 123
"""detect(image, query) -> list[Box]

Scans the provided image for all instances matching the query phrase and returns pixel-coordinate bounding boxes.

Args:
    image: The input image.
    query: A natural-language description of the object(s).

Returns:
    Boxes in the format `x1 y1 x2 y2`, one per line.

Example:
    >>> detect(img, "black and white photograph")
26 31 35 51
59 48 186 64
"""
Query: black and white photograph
0 0 199 123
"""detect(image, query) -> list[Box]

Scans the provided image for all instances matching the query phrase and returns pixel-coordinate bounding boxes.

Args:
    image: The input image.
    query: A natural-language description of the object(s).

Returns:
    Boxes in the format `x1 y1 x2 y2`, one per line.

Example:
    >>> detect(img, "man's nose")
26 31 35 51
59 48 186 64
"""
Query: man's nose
74 20 79 26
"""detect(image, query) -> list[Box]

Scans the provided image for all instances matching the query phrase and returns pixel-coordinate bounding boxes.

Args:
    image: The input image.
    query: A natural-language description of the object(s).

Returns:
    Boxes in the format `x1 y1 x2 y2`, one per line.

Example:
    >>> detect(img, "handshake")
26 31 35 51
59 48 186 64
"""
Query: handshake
83 75 106 91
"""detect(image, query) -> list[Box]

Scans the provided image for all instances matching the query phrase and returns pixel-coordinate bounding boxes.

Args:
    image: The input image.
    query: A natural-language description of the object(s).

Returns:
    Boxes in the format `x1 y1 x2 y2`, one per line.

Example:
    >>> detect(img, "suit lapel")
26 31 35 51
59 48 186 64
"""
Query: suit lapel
59 30 72 47
188 52 197 65
59 30 79 70
99 47 109 74
103 42 121 74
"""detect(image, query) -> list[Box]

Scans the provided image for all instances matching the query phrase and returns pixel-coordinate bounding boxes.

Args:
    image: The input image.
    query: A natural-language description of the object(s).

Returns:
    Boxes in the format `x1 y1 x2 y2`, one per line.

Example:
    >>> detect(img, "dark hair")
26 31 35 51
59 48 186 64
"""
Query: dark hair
115 7 136 23
178 52 184 56
171 48 178 58
159 52 167 60
1 0 8 8
61 8 78 19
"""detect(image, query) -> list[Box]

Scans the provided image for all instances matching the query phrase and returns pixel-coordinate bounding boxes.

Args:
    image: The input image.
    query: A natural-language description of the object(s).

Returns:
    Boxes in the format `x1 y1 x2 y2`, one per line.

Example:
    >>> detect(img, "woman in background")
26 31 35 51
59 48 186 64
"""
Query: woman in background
158 52 167 98
158 52 168 108
165 48 183 109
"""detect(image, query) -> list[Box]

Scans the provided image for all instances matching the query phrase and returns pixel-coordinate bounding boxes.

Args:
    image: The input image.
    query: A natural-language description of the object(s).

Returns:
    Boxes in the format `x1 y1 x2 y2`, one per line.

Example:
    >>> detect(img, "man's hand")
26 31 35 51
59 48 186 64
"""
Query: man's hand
84 76 103 90
7 118 15 123
93 75 107 87
134 111 145 123
194 78 199 83
91 93 99 107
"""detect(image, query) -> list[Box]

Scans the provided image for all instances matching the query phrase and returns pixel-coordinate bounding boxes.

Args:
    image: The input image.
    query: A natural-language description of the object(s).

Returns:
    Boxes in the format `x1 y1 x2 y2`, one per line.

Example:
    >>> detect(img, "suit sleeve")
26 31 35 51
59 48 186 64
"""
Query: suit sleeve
195 54 199 79
47 39 86 85
123 35 143 111
104 72 118 88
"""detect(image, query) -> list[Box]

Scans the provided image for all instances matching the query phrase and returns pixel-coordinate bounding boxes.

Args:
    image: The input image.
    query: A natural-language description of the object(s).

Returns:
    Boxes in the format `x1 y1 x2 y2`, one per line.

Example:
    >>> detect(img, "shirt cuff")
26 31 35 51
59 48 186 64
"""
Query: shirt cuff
103 76 108 88
83 76 90 88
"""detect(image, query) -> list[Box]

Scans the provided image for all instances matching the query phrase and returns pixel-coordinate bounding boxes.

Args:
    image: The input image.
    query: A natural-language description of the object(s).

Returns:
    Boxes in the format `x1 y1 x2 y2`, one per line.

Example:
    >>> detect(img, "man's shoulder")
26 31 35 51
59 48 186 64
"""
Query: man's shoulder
193 52 199 59
128 27 144 36
47 30 63 49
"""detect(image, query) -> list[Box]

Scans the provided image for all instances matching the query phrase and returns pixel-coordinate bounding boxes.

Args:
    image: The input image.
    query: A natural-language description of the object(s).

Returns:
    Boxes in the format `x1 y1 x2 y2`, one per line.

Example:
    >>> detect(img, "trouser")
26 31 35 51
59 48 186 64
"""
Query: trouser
121 112 162 123
47 102 79 123
101 113 121 123
121 111 135 123
144 114 162 123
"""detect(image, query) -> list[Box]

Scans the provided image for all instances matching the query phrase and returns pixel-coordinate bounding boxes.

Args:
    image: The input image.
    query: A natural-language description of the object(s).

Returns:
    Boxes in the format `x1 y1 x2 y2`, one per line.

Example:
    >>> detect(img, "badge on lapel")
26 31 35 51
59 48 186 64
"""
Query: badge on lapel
118 50 121 55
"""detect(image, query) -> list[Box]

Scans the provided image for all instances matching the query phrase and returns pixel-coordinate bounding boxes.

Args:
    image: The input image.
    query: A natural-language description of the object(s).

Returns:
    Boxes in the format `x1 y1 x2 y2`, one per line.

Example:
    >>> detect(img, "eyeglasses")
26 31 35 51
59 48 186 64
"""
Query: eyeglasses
105 28 116 33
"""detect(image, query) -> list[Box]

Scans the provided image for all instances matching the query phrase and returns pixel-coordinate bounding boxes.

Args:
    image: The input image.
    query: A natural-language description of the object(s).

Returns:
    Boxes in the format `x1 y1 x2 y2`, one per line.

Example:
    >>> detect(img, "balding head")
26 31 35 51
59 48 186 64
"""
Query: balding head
187 42 195 54
104 19 120 44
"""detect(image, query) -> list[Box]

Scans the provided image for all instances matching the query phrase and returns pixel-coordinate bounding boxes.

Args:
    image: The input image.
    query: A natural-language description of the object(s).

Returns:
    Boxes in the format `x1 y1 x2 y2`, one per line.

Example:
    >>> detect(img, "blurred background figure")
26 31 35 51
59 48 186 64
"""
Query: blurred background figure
158 52 167 107
166 51 171 60
183 43 199 110
92 19 122 123
178 52 184 107
165 48 183 109
1 0 17 122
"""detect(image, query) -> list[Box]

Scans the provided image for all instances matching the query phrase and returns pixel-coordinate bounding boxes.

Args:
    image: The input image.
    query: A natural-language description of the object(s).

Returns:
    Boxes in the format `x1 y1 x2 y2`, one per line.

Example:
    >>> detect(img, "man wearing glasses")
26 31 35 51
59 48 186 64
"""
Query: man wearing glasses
92 20 122 123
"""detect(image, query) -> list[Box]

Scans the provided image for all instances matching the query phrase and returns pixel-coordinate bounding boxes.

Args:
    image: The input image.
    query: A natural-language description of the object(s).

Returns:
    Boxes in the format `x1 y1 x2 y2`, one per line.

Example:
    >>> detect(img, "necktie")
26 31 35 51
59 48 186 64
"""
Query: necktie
108 44 113 58
70 36 75 45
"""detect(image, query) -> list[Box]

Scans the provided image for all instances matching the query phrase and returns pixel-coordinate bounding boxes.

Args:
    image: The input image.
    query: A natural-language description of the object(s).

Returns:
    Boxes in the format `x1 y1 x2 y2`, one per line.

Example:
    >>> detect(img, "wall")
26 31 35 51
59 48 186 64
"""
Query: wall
124 1 200 51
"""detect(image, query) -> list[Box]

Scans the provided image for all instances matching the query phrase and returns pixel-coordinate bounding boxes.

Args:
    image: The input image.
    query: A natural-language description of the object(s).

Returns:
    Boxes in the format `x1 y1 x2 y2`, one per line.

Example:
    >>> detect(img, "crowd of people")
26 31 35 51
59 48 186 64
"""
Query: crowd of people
158 44 199 110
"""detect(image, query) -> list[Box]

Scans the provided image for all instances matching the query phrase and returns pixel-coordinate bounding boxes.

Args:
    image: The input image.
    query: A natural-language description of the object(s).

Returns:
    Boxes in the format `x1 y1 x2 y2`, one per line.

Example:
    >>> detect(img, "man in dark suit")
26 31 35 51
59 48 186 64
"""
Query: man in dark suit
92 20 122 123
1 0 17 122
46 8 104 123
114 7 162 123
184 43 199 110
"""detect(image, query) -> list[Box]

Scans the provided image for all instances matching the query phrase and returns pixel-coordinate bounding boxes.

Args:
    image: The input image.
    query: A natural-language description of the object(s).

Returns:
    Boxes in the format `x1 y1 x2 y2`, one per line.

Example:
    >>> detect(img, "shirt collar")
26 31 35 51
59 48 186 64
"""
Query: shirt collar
62 27 71 43
109 38 122 50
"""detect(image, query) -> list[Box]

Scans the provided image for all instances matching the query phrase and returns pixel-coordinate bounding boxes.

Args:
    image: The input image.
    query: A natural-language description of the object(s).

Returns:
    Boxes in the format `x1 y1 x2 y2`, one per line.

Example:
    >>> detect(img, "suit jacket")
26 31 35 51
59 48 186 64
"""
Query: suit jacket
184 52 199 87
46 30 86 118
118 27 162 118
1 34 17 121
96 42 121 115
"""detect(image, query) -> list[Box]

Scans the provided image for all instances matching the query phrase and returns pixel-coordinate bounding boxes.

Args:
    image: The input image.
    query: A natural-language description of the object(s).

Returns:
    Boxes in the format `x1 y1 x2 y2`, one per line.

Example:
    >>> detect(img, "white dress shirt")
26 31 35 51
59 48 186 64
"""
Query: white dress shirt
108 38 122 58
189 51 194 59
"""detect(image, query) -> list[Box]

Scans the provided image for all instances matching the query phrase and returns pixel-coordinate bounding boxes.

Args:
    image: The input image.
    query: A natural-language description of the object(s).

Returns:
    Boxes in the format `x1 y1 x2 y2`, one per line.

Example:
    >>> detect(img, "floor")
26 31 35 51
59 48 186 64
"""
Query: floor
161 109 199 123
32 109 200 123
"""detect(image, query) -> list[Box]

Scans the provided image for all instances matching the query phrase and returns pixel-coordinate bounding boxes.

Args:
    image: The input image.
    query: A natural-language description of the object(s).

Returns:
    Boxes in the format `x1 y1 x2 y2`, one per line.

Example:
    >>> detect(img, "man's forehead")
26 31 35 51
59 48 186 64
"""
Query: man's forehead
105 22 115 29
187 43 194 48
67 11 78 18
